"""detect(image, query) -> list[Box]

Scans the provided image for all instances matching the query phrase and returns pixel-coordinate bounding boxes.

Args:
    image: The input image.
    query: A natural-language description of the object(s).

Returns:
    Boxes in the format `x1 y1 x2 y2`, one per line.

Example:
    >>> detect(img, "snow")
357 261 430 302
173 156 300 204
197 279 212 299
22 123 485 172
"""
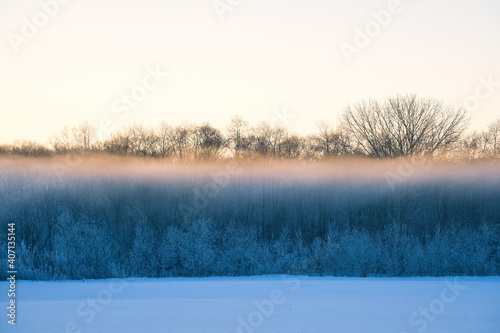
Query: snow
1 276 499 333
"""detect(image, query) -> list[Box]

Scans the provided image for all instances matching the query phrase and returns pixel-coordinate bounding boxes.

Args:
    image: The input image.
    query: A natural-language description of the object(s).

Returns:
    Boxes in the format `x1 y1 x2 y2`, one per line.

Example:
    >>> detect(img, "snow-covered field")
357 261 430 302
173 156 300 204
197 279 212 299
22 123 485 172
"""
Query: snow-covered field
1 276 499 333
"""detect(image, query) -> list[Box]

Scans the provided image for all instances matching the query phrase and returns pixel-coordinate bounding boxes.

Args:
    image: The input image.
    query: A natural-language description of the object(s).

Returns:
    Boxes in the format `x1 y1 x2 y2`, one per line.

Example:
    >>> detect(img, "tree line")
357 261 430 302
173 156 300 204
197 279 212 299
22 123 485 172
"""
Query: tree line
4 218 498 280
2 95 499 161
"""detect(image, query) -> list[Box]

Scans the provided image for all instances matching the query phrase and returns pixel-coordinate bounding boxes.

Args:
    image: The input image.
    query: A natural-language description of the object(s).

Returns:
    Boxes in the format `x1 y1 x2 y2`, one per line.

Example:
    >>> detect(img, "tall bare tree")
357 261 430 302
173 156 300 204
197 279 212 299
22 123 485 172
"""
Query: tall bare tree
269 125 288 158
483 119 500 159
250 122 273 157
50 125 73 153
226 115 249 159
157 122 175 158
71 121 96 155
171 124 192 160
340 94 469 158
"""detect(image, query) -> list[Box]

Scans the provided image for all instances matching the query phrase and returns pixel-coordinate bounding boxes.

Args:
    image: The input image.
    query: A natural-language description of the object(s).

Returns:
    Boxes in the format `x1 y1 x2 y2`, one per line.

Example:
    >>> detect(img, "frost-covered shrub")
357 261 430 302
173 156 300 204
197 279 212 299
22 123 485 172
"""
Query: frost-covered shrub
213 223 261 276
129 219 160 277
380 223 424 276
16 241 55 280
52 211 116 279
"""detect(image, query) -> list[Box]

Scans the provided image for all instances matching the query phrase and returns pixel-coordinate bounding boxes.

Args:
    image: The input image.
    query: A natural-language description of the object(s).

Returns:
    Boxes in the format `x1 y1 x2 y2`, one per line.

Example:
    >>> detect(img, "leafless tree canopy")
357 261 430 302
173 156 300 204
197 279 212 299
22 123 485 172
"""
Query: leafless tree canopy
340 95 469 157
192 123 225 161
226 115 249 159
2 95 498 161
50 121 96 155
310 120 350 157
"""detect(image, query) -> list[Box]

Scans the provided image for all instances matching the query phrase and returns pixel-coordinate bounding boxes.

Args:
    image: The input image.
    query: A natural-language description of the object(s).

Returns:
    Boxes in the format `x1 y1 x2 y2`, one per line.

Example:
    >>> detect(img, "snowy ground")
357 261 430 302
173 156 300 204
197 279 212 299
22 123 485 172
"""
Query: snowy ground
1 276 499 333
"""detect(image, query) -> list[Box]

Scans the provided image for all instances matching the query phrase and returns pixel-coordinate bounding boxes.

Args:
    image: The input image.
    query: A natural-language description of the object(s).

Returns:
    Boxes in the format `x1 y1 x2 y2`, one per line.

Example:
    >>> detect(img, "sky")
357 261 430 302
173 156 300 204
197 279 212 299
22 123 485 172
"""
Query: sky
1 0 499 144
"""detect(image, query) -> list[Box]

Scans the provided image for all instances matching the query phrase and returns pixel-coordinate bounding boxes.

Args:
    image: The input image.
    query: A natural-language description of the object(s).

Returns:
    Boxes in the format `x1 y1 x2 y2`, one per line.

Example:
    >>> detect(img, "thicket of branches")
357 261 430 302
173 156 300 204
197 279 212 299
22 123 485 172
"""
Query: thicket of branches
1 95 499 161
0 161 499 280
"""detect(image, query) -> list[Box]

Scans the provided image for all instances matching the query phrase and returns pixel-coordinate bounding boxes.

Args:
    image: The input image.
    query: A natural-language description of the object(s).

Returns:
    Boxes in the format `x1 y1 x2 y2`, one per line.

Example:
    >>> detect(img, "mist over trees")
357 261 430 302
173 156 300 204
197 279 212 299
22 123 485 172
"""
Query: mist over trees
1 95 497 161
0 160 499 280
1 94 499 281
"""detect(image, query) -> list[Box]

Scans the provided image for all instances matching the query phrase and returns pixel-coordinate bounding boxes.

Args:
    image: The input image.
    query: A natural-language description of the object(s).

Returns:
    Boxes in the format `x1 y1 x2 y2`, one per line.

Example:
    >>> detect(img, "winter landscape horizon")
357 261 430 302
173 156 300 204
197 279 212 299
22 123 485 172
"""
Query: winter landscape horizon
2 0 500 332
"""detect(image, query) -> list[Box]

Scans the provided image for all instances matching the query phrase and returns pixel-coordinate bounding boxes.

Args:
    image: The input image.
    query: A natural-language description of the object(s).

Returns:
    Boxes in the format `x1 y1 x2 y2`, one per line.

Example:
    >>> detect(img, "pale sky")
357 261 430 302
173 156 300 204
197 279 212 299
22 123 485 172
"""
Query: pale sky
1 0 499 144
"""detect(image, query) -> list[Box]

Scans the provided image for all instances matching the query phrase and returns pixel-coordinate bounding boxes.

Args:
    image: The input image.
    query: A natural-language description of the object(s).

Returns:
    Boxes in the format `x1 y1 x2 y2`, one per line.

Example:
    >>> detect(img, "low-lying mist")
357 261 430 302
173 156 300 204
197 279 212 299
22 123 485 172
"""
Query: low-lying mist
1 157 499 279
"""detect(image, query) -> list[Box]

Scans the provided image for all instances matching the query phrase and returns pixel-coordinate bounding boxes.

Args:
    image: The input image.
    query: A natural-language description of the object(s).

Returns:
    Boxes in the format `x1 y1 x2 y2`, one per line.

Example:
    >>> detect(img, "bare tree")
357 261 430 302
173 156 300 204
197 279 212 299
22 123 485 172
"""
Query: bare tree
104 128 133 156
50 125 73 153
482 119 500 159
269 125 288 158
157 122 175 158
247 122 289 158
459 131 483 161
311 120 349 158
281 134 304 159
193 123 225 161
128 124 158 157
250 122 273 157
71 121 96 155
340 94 469 158
171 123 192 160
226 115 249 159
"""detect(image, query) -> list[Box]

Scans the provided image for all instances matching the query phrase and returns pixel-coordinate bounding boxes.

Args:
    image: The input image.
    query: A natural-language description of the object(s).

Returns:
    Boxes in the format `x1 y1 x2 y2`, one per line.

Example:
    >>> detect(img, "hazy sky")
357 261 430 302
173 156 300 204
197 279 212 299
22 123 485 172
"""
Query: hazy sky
1 0 499 144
